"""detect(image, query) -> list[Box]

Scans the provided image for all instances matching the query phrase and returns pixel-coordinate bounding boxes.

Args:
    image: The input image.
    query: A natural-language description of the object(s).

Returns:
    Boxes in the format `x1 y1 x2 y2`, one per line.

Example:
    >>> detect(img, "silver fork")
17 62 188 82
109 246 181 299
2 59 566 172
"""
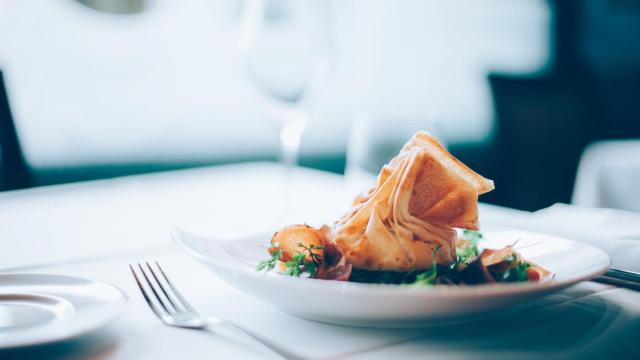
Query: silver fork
129 261 303 360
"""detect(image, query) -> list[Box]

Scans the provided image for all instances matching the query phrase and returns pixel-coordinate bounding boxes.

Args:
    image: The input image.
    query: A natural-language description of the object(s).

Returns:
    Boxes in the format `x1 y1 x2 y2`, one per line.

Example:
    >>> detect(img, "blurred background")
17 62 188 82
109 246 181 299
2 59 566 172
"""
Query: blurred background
0 0 639 212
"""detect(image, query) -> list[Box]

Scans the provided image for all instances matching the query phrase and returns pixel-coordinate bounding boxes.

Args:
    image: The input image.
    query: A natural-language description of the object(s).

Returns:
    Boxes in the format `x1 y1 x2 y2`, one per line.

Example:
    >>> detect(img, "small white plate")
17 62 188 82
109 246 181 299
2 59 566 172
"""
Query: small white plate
174 228 610 327
0 274 128 349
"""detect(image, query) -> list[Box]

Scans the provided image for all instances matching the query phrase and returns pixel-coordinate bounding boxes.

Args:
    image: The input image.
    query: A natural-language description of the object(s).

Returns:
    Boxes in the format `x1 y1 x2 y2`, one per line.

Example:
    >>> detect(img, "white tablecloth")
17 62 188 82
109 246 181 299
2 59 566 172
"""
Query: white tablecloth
1 162 639 360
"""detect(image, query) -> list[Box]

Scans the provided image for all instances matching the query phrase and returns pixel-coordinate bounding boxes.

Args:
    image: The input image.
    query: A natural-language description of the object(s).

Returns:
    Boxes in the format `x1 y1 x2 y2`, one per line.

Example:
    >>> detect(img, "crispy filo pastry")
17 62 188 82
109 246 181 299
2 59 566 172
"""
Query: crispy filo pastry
332 131 494 271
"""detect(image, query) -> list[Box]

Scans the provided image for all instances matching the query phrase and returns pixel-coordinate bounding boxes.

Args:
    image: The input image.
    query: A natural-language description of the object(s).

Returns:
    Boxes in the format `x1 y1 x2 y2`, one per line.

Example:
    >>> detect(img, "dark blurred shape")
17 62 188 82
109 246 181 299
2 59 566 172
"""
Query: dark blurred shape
77 0 148 15
488 74 598 210
478 0 640 210
0 71 30 191
574 0 640 139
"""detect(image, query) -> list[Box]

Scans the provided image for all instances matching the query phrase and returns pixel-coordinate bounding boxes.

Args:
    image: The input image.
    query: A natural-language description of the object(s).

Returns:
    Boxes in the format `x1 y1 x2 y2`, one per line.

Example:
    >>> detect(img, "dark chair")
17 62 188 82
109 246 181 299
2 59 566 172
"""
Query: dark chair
488 73 599 211
0 70 30 190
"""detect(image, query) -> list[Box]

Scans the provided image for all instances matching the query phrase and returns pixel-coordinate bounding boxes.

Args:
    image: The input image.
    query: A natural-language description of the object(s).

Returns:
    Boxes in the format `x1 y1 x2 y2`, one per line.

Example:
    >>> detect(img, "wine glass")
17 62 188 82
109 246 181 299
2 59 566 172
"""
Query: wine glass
238 0 333 221
239 0 333 166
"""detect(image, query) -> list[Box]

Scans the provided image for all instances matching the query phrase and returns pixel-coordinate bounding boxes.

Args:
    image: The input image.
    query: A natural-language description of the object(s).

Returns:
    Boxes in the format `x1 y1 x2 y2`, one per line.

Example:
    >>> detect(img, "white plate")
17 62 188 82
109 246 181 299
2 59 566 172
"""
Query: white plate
174 228 610 327
0 274 128 349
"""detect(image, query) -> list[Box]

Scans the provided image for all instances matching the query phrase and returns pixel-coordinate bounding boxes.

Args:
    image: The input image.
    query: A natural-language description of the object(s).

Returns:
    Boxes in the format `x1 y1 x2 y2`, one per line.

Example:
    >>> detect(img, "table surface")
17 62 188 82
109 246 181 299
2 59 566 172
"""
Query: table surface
1 162 639 360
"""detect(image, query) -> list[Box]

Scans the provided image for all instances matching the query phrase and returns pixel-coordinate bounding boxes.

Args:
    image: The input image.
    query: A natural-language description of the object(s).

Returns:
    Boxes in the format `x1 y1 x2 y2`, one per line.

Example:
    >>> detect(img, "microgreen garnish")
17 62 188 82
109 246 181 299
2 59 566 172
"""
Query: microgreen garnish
283 252 305 276
454 230 483 270
281 243 324 278
409 245 441 286
455 243 479 268
462 230 484 246
500 260 531 283
256 248 282 271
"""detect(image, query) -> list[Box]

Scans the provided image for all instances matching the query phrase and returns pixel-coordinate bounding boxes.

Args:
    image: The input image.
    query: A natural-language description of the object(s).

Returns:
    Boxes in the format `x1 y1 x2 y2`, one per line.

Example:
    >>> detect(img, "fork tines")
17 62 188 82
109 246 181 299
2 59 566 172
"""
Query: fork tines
129 261 195 321
130 262 297 359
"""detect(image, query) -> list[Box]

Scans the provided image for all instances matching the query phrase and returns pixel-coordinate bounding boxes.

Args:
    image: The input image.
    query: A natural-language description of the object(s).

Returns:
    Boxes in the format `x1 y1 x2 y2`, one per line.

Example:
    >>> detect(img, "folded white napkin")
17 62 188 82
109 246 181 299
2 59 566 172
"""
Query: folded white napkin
482 203 640 272
530 204 640 272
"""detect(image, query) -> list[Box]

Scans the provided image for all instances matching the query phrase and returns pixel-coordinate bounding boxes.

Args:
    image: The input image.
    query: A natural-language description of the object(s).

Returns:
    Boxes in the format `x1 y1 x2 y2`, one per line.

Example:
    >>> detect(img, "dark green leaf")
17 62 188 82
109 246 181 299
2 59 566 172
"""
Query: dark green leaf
407 245 441 286
500 261 530 282
304 262 317 277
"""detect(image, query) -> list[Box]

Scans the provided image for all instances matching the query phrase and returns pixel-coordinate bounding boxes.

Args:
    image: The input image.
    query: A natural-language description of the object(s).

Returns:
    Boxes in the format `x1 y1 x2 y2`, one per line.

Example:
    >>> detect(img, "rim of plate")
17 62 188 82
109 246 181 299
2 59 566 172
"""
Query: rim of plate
0 274 129 349
173 228 612 299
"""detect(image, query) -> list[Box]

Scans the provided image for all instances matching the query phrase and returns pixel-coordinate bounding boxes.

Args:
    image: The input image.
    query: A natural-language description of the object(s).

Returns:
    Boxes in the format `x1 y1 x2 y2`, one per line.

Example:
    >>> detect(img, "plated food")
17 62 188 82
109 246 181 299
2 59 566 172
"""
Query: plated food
258 131 552 286
176 136 607 325
176 226 609 326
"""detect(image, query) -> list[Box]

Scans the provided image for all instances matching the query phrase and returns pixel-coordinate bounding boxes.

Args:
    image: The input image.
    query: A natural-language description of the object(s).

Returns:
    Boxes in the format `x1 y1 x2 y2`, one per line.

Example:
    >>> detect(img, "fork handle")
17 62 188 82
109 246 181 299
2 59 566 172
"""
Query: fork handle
593 268 640 291
205 318 306 360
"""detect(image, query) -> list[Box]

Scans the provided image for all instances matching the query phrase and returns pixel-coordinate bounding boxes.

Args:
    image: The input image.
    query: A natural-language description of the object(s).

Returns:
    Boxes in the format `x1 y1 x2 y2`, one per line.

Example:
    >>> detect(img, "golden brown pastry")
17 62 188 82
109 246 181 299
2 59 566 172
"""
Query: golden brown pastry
331 131 494 272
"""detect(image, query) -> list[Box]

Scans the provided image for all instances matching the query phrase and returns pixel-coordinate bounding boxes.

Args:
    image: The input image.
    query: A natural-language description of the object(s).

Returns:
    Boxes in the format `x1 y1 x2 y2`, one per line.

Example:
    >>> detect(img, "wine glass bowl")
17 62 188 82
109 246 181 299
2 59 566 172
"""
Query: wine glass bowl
239 0 333 109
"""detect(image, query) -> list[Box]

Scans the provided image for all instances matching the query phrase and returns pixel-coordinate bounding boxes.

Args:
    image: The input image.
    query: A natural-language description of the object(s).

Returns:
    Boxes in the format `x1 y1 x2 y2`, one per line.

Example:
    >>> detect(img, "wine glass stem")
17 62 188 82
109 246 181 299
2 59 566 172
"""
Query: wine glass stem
278 110 307 222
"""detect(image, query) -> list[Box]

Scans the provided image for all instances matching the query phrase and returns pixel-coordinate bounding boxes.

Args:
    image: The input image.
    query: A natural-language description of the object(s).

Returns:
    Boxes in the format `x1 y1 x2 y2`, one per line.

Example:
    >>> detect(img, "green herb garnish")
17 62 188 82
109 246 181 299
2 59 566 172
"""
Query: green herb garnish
454 230 483 269
256 248 282 271
283 252 304 276
455 243 479 268
462 230 484 246
499 257 531 282
408 245 441 286
281 243 324 278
